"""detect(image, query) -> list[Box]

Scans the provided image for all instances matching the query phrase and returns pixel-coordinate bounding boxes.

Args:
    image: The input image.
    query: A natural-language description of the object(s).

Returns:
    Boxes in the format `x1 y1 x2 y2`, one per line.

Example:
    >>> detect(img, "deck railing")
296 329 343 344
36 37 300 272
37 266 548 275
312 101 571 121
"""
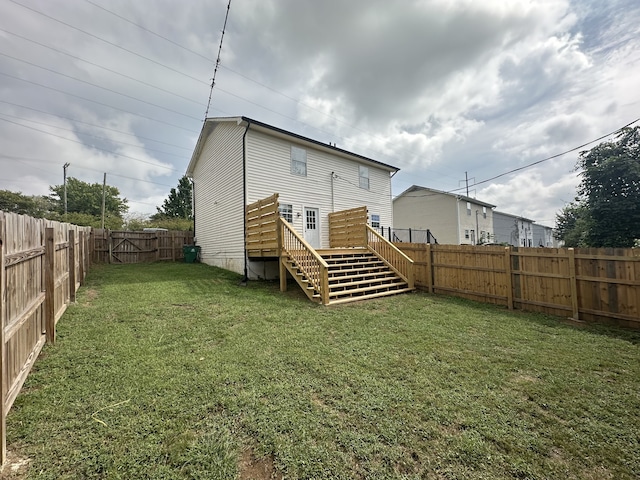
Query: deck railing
366 225 415 289
281 219 330 304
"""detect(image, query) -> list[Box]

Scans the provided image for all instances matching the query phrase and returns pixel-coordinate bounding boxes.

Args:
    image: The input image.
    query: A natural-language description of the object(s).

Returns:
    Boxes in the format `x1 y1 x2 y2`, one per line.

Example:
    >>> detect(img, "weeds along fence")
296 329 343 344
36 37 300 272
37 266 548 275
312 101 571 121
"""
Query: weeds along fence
0 211 91 463
91 229 194 263
395 243 640 329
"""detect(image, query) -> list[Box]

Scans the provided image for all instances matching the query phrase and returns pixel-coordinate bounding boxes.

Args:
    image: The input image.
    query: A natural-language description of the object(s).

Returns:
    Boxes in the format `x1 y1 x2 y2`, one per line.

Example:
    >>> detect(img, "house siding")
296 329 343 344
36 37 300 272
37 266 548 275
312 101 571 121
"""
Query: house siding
393 192 459 244
245 129 393 249
493 212 534 247
393 187 496 245
192 121 245 274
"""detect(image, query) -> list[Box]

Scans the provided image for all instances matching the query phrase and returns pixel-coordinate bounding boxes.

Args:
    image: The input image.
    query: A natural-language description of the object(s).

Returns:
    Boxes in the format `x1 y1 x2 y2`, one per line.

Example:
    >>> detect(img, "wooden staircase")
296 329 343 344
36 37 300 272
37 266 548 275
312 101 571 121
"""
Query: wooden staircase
283 248 414 305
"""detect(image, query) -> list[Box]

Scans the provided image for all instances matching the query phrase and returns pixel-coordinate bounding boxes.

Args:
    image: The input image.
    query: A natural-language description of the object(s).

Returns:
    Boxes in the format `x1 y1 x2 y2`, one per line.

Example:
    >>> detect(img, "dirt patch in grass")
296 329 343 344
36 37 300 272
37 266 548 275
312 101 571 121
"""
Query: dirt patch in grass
238 448 281 480
81 288 99 306
0 449 31 479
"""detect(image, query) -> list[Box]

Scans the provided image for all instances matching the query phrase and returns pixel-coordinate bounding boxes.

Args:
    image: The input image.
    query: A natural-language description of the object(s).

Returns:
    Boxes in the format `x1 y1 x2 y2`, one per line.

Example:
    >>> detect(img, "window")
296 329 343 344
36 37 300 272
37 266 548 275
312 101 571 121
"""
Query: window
370 214 380 228
290 146 307 176
482 206 487 218
306 209 316 230
359 165 369 190
464 229 470 239
279 203 293 223
467 202 471 216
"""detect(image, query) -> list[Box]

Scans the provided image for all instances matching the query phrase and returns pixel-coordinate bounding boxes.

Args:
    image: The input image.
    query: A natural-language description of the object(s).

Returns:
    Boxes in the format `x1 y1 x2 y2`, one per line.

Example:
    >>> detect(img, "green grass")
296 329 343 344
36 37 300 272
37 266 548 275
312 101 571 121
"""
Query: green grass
6 262 640 479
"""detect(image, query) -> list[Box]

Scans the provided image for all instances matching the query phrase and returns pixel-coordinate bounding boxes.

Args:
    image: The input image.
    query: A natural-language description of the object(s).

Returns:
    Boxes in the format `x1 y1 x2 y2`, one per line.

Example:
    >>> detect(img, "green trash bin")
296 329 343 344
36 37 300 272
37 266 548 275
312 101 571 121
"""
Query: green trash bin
183 245 200 263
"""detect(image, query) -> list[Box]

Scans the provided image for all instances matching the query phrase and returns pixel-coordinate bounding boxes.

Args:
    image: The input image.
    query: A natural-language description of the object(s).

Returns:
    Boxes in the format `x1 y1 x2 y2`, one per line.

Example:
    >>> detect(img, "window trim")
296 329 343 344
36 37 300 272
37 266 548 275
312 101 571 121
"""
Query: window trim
370 214 380 228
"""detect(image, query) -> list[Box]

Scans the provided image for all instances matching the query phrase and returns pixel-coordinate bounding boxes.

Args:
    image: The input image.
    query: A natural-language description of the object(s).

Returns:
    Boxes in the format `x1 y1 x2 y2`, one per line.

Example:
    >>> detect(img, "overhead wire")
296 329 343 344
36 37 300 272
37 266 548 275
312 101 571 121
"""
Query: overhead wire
0 116 180 171
0 71 213 132
0 52 203 122
0 27 205 106
0 112 190 160
204 0 232 120
0 100 192 151
7 0 211 86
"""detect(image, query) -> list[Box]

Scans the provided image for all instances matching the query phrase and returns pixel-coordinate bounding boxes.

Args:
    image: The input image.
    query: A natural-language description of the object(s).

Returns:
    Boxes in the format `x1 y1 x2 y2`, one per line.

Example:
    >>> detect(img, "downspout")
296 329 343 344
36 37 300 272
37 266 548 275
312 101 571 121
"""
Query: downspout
189 177 195 239
455 197 461 244
241 119 251 282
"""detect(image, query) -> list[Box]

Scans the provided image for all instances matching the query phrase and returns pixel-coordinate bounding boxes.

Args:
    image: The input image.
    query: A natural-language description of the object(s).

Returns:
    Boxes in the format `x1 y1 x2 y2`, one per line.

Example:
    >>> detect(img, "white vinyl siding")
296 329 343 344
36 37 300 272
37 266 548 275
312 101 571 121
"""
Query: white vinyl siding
245 129 393 249
191 121 245 274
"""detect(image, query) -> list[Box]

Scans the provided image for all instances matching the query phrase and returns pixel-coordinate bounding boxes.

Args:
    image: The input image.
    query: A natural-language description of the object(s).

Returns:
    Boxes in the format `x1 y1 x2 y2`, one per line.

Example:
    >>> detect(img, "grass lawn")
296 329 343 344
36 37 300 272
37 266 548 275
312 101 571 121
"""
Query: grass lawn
4 262 640 479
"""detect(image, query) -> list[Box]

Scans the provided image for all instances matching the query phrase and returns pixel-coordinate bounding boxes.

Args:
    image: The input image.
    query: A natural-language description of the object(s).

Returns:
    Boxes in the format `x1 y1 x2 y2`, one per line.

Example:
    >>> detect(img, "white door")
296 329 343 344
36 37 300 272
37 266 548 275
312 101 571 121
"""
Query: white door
303 207 320 249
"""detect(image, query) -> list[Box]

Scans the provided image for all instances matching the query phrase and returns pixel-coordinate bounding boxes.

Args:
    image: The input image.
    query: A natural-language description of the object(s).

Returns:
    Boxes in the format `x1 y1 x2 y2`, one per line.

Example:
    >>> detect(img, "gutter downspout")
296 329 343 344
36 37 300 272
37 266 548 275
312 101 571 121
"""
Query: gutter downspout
189 177 195 238
241 120 251 282
455 197 461 244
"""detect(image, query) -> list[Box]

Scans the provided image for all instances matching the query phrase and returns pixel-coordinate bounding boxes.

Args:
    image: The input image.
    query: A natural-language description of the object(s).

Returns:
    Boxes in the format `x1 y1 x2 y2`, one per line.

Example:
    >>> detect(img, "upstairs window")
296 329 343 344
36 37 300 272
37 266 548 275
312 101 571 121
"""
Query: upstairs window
467 202 471 216
359 165 370 190
482 206 487 218
290 146 307 176
279 203 293 223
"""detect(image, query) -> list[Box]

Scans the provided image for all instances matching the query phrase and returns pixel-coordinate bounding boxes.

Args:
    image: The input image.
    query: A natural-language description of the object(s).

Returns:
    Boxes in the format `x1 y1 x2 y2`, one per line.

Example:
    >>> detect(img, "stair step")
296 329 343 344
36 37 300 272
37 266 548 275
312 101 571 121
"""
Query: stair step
330 277 402 291
328 266 388 277
328 280 408 298
329 271 397 284
328 287 415 305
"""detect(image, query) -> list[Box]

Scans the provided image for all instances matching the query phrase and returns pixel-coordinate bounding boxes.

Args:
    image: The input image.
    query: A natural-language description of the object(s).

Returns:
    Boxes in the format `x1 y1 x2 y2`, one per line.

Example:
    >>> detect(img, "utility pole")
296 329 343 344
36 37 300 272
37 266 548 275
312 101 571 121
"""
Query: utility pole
465 171 469 197
63 163 70 216
101 173 106 229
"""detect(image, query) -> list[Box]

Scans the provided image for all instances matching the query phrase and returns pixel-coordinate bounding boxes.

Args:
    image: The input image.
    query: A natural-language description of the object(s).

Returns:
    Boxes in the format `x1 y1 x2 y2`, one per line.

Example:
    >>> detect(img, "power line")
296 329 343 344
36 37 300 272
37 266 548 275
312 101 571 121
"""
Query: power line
81 0 215 64
446 117 640 194
7 0 211 86
0 27 205 107
0 117 179 171
0 112 190 160
0 100 192 151
204 0 232 120
0 51 203 122
0 71 207 132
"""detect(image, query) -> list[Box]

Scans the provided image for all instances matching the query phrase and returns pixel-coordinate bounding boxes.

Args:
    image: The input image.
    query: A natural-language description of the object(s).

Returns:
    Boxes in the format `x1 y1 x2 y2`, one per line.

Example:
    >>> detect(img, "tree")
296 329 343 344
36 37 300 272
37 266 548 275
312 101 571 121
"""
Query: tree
49 177 128 228
556 127 640 247
154 176 192 220
0 190 54 217
554 201 589 247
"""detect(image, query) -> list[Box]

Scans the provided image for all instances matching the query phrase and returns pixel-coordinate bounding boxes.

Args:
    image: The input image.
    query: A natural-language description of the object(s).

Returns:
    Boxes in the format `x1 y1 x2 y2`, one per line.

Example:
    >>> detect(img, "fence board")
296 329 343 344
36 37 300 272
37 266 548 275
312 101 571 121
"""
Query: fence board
246 194 280 258
329 206 367 248
91 229 194 263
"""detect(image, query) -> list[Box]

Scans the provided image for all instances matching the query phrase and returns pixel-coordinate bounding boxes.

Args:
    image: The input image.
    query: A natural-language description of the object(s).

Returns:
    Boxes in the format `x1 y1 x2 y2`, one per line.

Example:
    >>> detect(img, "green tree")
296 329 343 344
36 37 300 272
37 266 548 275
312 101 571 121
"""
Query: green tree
154 176 192 220
554 201 589 247
49 177 128 228
556 127 640 247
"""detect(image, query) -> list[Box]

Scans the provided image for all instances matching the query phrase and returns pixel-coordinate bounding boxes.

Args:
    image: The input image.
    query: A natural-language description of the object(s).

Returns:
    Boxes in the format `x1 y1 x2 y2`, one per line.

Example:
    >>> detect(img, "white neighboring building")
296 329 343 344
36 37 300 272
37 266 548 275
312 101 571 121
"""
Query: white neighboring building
493 211 535 247
393 185 495 245
532 224 559 248
186 116 399 279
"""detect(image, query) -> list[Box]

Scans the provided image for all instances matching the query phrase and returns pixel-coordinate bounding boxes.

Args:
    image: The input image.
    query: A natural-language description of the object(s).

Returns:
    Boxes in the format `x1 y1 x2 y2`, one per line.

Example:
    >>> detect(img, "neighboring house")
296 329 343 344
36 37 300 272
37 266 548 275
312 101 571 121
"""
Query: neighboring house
186 116 399 280
532 224 558 248
493 211 535 247
393 185 495 245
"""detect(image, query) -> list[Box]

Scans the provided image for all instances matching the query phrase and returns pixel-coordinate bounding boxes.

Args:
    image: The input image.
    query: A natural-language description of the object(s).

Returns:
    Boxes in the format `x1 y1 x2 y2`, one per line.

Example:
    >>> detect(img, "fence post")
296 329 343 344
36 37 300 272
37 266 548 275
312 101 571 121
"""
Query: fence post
78 231 85 285
0 215 6 464
426 243 434 294
171 232 176 262
568 248 580 321
45 227 56 344
409 228 412 243
504 246 513 310
68 229 76 303
108 229 112 264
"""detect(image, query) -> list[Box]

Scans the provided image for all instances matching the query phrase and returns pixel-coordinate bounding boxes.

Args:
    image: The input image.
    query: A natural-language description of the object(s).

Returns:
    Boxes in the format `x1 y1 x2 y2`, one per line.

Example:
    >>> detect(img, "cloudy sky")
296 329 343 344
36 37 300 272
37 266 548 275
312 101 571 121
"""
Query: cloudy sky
1 0 639 226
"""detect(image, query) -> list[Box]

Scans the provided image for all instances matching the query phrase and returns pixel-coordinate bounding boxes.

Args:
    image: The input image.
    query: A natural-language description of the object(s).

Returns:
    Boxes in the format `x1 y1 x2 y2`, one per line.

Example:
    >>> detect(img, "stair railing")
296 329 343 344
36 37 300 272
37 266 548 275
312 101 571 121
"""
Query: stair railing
366 225 415 289
281 218 330 304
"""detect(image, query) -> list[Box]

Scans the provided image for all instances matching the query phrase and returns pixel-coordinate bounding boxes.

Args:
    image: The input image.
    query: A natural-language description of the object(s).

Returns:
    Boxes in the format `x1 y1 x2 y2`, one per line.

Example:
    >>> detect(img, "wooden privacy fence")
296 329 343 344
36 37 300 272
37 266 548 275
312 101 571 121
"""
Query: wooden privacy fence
92 229 194 263
245 193 280 258
329 206 368 248
0 211 91 463
395 243 640 329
